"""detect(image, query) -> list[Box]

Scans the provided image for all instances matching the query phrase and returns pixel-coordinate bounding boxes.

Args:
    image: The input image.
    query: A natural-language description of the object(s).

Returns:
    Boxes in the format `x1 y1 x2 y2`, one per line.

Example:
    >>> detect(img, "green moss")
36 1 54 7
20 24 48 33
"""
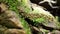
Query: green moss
19 0 32 13
20 18 32 34
32 17 46 26
34 17 45 23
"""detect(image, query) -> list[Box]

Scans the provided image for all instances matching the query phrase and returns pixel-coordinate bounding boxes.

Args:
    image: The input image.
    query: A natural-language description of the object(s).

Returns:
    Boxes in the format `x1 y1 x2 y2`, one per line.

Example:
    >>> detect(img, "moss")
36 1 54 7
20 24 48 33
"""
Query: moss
34 17 46 23
32 17 46 26
19 0 32 13
20 18 31 34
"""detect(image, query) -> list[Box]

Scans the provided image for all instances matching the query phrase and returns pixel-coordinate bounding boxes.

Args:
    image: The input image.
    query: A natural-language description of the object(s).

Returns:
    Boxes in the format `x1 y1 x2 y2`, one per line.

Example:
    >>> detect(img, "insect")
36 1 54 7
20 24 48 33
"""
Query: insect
39 0 58 8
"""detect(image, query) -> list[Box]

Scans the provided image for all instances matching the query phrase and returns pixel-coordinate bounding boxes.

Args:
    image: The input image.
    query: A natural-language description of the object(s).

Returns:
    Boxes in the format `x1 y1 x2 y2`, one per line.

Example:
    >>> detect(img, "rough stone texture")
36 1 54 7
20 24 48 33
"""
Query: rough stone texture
0 25 26 34
4 29 26 34
0 3 31 34
20 3 60 29
0 3 23 28
0 0 60 34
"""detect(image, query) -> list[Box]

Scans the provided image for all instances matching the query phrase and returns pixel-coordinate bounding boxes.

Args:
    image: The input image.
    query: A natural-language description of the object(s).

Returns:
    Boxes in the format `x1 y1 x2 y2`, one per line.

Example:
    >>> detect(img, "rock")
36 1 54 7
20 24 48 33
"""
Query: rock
0 3 23 28
20 3 60 29
0 25 26 34
0 3 32 34
48 30 60 34
4 29 26 34
30 25 50 34
30 25 43 34
0 25 7 34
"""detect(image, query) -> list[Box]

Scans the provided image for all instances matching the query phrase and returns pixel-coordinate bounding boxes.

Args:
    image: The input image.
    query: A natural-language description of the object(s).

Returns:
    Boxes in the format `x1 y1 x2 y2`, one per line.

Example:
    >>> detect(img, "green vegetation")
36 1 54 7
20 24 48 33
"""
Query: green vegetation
0 0 60 34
